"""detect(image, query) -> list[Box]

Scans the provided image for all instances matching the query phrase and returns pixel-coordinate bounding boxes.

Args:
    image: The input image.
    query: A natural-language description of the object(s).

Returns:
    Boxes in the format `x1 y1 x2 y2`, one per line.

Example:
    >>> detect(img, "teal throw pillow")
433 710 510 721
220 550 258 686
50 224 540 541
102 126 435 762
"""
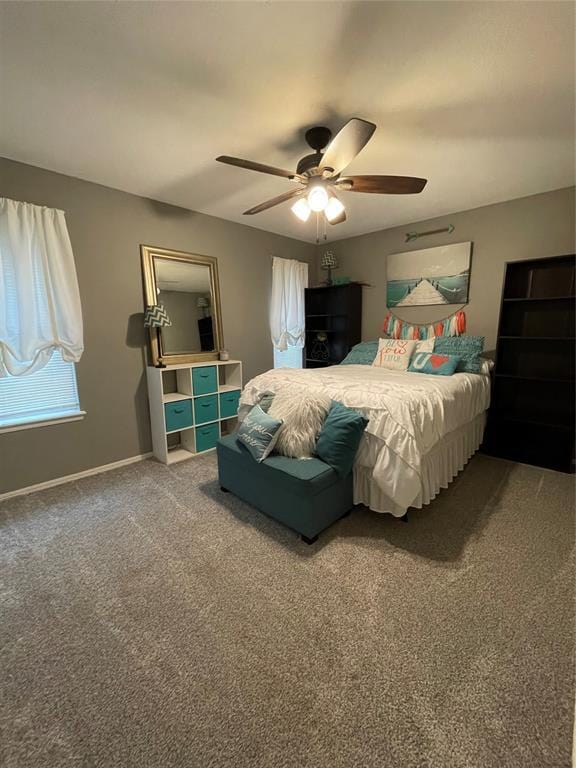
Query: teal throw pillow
433 336 484 374
258 392 275 413
408 352 461 376
340 340 379 365
237 405 283 462
315 401 368 478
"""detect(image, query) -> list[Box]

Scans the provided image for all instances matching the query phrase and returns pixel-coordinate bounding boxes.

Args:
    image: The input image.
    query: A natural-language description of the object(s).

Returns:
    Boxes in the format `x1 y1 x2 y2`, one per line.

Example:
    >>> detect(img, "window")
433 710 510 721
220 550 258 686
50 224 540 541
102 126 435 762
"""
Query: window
270 257 308 370
0 198 84 431
0 351 83 430
273 346 303 369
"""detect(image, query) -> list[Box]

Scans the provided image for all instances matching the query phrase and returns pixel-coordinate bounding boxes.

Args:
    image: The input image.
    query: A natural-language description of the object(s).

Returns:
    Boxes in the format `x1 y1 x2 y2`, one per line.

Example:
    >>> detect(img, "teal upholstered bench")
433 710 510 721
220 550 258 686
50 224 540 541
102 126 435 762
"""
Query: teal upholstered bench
216 434 354 544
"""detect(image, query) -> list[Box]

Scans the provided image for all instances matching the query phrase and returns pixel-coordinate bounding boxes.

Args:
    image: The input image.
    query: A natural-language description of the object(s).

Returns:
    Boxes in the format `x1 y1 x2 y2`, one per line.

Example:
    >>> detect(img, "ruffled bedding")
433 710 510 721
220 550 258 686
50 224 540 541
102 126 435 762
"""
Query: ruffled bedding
239 365 491 516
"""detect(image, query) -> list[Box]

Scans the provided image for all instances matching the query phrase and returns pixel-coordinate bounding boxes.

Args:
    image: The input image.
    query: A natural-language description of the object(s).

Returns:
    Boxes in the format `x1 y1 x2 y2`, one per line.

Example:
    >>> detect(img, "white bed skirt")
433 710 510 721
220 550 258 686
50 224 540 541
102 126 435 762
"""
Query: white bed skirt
353 412 487 517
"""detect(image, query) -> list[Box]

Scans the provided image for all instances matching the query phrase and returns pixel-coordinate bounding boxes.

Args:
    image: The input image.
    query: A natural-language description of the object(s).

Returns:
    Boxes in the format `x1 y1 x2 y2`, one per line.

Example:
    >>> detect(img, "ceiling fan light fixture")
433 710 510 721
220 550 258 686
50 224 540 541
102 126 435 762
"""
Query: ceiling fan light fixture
324 196 345 223
291 198 311 222
307 184 329 212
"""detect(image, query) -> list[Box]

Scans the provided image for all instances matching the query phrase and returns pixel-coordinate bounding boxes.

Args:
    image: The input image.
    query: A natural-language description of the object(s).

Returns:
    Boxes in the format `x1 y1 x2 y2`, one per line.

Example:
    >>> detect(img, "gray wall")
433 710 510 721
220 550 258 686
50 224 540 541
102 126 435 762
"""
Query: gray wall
322 187 575 352
0 157 316 494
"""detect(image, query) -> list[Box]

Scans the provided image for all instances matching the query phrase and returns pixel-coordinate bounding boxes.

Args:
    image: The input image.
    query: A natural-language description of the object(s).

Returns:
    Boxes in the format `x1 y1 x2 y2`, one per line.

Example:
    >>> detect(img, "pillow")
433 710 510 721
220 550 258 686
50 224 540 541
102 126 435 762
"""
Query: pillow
315 401 369 478
408 352 461 376
480 359 494 375
415 337 435 355
237 405 283 462
372 338 417 371
257 392 275 413
340 340 379 365
434 336 484 374
268 391 331 458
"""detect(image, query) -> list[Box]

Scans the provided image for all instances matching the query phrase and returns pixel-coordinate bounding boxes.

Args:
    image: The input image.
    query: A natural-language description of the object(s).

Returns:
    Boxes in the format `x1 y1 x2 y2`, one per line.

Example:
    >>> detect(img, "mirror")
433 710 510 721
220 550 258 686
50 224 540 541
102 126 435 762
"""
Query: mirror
141 245 223 366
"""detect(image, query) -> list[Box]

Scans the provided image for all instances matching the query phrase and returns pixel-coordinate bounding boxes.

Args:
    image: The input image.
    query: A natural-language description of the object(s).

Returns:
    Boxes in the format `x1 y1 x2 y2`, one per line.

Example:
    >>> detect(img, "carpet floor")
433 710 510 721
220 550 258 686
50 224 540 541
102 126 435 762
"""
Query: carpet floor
0 453 573 768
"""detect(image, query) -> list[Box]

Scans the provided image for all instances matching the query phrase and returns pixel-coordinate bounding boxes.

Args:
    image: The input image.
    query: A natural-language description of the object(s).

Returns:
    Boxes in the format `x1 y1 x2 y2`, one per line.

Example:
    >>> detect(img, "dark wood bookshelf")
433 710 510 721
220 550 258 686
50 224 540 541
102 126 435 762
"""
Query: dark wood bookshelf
483 254 575 473
304 283 362 368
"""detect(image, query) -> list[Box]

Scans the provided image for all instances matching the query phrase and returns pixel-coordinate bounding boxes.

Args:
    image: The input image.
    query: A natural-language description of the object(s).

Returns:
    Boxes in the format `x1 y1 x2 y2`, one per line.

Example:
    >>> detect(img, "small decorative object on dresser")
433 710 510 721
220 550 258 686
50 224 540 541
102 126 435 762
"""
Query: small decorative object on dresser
219 349 230 361
321 251 338 286
305 282 362 368
147 359 242 464
144 305 172 368
309 332 329 361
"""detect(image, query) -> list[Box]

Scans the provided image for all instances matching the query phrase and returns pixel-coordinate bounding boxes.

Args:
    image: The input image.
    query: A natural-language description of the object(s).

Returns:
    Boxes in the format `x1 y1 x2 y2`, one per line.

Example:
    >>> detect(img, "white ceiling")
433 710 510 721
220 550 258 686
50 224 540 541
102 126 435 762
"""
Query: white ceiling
0 1 574 243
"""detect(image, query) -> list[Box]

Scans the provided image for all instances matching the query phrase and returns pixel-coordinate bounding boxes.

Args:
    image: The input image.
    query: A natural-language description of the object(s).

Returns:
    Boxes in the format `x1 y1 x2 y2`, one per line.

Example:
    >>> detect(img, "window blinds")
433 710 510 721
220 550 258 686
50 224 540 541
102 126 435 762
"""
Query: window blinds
0 350 81 428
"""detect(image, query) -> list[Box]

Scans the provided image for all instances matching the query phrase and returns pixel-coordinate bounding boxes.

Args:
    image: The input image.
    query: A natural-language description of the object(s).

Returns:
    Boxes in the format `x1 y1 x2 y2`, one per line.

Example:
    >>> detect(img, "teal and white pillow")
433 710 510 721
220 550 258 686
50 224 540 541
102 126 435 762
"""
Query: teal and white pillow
237 405 283 462
408 352 461 376
257 391 275 413
372 338 417 371
340 341 379 365
434 336 484 374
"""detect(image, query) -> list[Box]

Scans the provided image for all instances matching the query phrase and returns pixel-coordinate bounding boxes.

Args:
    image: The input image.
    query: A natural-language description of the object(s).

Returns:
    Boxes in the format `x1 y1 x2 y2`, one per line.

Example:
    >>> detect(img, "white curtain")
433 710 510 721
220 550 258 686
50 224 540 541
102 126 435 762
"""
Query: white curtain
0 198 83 377
270 256 308 351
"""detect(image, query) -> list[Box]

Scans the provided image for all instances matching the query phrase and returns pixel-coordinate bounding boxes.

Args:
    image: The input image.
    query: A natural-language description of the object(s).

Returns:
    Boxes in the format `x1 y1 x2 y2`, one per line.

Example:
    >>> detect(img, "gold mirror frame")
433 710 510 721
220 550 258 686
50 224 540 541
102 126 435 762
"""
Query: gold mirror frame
140 245 224 366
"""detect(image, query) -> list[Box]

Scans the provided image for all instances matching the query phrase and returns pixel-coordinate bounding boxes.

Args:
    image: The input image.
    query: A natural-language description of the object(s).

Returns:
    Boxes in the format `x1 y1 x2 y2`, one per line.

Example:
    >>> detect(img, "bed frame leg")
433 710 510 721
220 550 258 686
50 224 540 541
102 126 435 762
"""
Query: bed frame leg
301 533 318 545
400 512 409 523
220 486 229 493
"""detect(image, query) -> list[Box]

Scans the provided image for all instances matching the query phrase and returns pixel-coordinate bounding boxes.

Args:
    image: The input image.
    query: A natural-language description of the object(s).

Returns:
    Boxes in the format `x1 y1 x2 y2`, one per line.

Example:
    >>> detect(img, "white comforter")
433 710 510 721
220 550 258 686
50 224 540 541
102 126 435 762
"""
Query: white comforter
239 365 491 512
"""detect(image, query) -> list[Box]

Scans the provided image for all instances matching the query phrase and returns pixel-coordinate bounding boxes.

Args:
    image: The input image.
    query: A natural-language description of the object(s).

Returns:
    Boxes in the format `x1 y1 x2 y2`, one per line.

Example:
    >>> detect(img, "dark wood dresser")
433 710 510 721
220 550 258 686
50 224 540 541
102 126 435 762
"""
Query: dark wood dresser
304 283 362 368
483 254 575 472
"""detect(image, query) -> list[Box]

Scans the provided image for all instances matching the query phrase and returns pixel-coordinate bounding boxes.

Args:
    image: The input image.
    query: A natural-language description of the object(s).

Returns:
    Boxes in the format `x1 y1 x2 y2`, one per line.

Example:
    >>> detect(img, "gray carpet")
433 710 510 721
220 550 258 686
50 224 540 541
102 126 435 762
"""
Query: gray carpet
0 453 573 768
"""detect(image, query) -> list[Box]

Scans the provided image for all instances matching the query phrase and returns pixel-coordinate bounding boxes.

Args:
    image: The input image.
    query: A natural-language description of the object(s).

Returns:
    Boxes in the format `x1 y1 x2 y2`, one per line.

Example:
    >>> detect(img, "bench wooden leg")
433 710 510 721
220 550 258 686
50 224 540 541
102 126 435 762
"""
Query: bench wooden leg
301 533 318 545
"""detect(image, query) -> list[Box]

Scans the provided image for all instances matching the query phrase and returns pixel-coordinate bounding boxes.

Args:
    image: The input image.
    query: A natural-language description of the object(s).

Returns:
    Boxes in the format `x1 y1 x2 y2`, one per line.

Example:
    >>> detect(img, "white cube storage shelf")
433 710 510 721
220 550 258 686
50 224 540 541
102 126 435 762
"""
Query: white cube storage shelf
146 360 242 464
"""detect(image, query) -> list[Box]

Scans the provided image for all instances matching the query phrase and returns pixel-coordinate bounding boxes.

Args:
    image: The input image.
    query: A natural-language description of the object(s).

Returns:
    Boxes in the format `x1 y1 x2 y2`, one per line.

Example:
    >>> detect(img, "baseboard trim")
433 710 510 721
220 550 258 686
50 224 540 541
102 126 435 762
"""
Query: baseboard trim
0 453 153 503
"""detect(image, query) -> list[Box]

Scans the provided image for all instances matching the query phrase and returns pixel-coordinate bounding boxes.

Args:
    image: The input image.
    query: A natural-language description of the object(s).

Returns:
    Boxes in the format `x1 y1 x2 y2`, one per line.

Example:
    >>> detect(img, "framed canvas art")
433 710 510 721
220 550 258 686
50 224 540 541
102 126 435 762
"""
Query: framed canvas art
386 242 472 307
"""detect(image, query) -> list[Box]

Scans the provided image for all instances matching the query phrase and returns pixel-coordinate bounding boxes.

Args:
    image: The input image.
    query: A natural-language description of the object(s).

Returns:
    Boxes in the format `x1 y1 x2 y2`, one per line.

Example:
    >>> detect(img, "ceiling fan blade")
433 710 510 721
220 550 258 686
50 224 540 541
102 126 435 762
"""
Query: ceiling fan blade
339 175 427 194
243 188 303 215
216 155 294 179
319 118 376 175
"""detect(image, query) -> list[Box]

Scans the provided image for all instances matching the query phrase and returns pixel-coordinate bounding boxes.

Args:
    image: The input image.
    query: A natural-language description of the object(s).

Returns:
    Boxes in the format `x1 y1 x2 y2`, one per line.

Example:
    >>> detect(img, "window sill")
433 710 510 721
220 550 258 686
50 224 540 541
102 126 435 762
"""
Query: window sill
0 411 86 435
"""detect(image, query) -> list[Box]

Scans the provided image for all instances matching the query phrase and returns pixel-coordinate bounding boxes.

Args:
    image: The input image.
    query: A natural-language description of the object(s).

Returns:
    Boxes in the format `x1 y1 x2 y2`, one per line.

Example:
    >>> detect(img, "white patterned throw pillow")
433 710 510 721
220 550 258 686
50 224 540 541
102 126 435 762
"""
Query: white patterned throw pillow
415 337 435 355
372 338 417 371
268 390 331 458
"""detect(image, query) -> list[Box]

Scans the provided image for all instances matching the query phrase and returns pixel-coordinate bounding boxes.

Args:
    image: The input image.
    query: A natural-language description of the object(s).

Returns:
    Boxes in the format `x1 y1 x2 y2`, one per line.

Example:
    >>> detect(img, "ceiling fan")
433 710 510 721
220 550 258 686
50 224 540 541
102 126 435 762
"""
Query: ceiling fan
216 118 427 230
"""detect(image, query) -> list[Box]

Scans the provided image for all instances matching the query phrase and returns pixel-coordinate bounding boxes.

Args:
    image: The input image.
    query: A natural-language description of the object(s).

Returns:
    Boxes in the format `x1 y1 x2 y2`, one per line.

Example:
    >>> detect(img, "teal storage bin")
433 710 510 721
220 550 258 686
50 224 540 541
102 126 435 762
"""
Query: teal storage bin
194 394 218 424
219 390 241 419
196 422 219 452
192 366 217 395
164 400 193 432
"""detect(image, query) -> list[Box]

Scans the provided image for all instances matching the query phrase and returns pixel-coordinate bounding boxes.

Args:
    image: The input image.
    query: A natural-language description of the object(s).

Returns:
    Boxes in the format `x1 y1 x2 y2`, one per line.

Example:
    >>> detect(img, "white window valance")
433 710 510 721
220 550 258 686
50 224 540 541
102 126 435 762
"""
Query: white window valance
269 256 308 351
0 198 84 376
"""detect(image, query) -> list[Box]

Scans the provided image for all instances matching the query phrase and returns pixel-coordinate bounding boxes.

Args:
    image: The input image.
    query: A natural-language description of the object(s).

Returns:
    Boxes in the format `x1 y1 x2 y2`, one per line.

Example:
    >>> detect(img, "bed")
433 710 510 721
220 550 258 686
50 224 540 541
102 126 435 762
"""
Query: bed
238 364 491 517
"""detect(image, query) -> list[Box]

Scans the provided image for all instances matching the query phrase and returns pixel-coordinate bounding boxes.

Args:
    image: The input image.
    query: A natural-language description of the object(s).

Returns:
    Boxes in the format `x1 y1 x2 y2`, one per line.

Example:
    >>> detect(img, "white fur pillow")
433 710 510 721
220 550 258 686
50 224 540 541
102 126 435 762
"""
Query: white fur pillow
267 391 331 458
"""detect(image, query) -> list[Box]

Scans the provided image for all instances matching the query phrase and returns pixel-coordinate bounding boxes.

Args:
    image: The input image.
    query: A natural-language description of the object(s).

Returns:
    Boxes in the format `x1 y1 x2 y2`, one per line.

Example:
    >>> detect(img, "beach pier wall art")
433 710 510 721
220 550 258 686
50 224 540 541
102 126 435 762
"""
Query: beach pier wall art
386 242 472 307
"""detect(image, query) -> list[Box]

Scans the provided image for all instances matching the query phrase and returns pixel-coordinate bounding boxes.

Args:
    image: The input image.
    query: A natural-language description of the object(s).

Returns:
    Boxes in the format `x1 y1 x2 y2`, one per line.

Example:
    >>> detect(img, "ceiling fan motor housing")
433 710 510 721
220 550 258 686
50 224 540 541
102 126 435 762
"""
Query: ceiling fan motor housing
296 126 333 176
296 153 323 176
305 126 332 151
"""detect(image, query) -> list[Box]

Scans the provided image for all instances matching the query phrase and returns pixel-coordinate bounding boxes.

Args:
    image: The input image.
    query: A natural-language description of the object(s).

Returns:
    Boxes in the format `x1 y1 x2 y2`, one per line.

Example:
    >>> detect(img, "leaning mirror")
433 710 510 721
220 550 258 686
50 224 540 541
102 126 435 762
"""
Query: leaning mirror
141 245 223 366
